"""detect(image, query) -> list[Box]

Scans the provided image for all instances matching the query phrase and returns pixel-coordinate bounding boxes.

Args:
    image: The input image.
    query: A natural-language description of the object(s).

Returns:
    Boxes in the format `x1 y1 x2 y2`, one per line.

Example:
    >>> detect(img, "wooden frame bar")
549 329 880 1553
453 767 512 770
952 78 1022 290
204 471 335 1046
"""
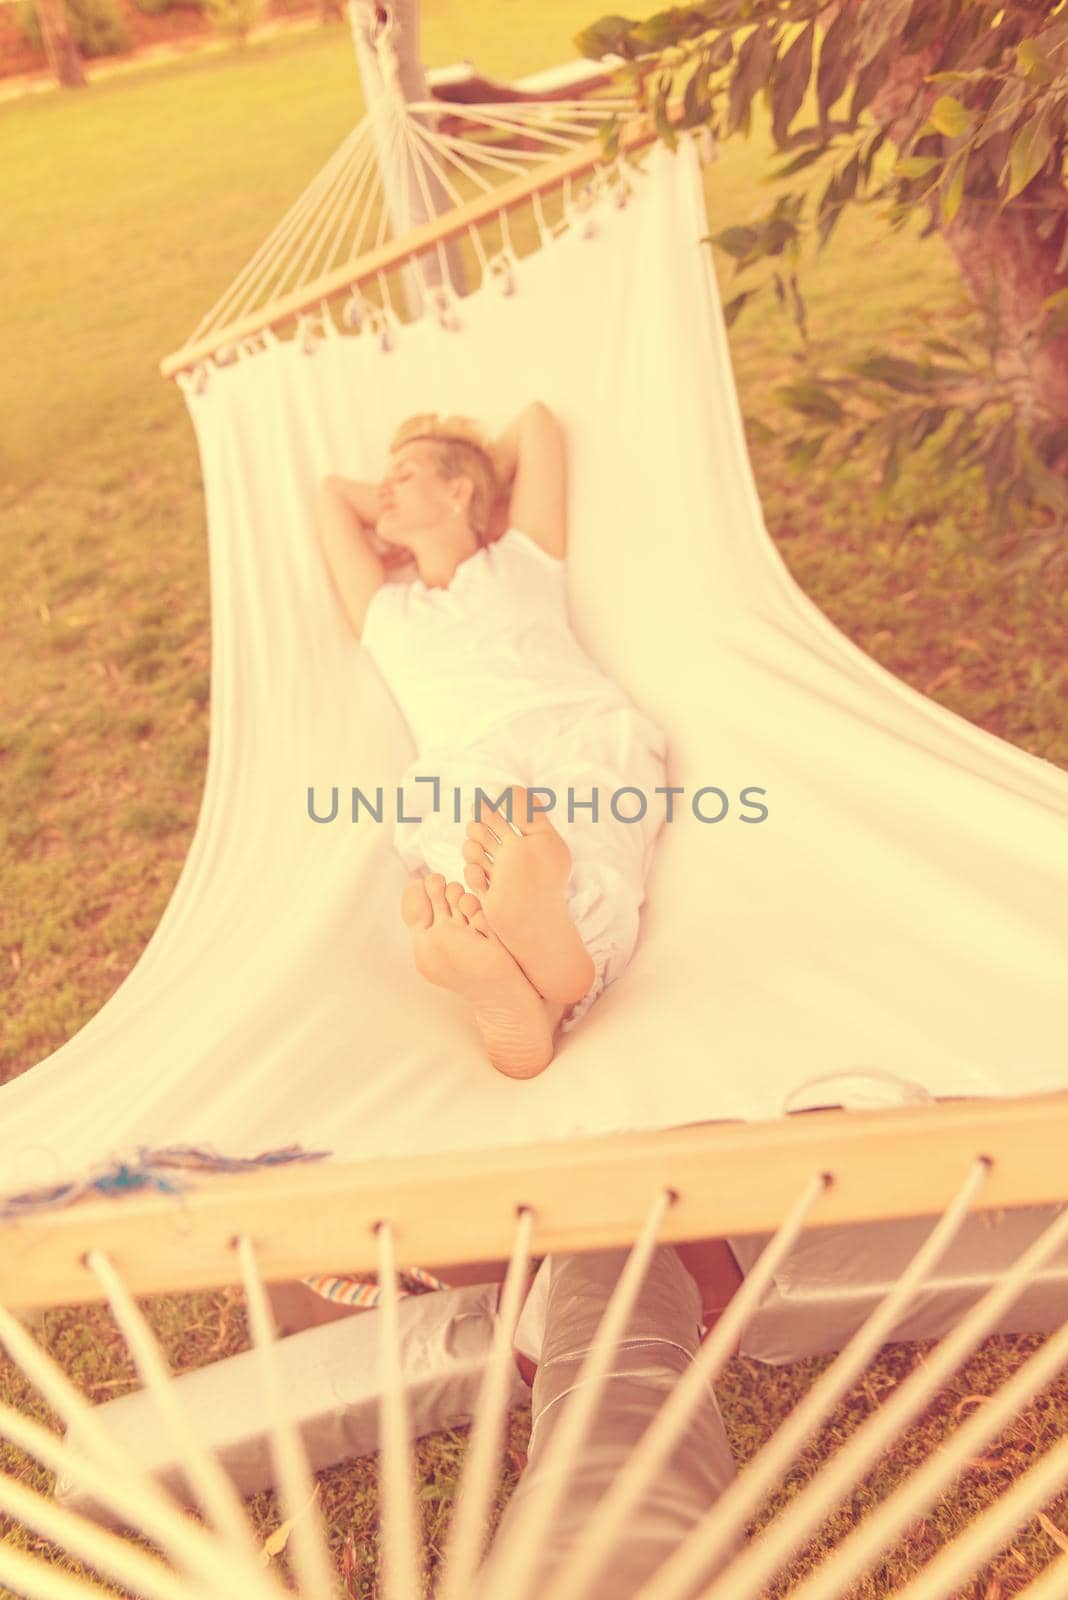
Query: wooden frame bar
4 1091 1066 1310
158 109 659 379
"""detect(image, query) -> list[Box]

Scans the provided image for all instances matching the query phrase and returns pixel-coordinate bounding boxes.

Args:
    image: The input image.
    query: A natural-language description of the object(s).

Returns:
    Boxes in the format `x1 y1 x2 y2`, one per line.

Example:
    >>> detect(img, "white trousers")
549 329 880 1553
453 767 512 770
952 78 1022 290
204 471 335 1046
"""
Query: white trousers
392 703 669 1032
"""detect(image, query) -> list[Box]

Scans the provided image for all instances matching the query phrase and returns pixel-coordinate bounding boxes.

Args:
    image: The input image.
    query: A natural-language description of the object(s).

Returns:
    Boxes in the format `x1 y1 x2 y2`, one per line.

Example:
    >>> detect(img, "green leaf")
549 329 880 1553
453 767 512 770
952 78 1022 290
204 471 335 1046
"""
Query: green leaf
653 72 678 152
770 19 814 145
707 31 733 71
774 380 845 423
941 149 967 226
572 17 638 62
728 23 773 139
708 224 759 260
1006 107 1053 202
861 127 887 186
631 8 709 51
1016 37 1060 86
848 40 893 129
850 356 930 394
816 3 855 132
787 271 808 342
925 69 994 86
1040 284 1068 320
972 77 1028 151
919 336 972 365
910 407 948 448
873 429 903 514
893 156 940 179
654 101 679 151
854 0 913 71
814 157 854 253
786 432 828 470
743 413 779 445
761 216 797 257
723 289 757 327
600 117 621 163
681 53 713 129
767 145 829 181
928 95 974 139
937 410 974 474
881 431 902 492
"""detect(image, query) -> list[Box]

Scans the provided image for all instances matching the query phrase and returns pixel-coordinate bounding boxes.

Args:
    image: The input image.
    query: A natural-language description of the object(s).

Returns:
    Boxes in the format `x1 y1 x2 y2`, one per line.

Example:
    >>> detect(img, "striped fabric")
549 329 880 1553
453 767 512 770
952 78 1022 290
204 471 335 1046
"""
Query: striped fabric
300 1263 454 1306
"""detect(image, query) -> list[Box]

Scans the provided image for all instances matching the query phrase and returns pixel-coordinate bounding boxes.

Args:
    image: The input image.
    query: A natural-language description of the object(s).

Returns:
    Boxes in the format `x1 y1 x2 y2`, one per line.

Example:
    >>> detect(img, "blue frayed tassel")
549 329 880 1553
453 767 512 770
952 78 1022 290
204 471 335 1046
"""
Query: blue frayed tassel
0 1142 332 1220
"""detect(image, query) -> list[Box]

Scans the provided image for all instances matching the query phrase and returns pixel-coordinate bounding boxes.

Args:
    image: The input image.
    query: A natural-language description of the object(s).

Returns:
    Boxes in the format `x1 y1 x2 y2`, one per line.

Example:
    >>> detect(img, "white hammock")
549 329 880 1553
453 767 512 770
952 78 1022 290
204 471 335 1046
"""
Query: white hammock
3 119 1066 1210
3 24 1068 1598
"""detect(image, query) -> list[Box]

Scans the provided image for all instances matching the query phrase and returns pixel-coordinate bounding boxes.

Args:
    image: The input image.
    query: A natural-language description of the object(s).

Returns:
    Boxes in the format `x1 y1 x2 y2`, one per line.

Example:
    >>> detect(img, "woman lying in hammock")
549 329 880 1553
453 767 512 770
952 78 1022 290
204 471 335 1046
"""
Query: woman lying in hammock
316 402 668 1079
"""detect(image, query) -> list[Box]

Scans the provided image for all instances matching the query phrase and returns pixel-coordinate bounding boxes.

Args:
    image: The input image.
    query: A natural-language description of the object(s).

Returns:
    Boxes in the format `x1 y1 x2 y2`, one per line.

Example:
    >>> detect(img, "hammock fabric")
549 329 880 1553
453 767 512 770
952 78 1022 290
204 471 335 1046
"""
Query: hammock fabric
3 134 1067 1274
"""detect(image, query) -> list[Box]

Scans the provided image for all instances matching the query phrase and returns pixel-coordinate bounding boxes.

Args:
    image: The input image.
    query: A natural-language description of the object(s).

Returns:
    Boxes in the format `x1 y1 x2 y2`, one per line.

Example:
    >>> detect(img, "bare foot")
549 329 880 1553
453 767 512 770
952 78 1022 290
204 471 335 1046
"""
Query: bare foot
462 785 596 1007
401 874 566 1079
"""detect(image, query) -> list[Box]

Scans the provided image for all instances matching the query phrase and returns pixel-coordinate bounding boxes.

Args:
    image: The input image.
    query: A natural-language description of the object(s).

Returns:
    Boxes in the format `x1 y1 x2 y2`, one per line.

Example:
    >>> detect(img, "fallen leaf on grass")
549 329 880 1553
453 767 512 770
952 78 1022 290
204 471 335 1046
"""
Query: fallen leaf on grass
261 1481 322 1563
1036 1510 1068 1554
953 1395 991 1417
340 1533 364 1598
925 664 964 693
206 1284 243 1356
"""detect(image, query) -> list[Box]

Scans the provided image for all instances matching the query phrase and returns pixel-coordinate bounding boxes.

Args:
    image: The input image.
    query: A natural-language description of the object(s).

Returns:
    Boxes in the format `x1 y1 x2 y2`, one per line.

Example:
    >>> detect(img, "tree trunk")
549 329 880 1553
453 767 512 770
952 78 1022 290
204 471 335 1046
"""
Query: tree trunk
942 198 1068 432
37 0 86 88
863 27 1068 432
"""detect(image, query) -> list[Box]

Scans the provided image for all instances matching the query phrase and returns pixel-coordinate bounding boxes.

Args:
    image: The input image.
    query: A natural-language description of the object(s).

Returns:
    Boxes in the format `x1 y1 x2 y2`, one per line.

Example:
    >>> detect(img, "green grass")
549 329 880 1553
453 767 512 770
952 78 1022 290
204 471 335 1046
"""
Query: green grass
2 9 1068 1597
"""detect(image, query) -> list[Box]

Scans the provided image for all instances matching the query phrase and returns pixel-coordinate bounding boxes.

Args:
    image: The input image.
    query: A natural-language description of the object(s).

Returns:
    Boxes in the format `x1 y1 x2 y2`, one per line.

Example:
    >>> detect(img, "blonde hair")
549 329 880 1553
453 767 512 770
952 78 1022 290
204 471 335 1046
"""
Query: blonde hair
389 413 500 543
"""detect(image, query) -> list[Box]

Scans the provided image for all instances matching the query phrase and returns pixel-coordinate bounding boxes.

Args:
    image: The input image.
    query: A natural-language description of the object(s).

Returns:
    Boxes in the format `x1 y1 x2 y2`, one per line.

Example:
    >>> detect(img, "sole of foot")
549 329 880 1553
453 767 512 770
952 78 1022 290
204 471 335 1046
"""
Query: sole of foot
461 784 596 1007
401 872 566 1079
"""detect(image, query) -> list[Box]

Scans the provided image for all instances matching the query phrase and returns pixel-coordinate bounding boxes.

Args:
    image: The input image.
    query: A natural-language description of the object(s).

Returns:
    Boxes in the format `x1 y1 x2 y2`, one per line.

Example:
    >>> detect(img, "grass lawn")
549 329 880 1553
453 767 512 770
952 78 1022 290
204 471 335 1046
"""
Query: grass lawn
2 7 1067 1595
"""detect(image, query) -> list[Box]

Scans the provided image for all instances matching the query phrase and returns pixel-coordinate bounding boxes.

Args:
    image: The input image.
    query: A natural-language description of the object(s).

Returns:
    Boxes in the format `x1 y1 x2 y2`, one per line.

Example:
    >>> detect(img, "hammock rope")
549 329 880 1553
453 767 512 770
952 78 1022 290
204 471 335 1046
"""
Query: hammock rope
169 17 640 375
181 97 631 354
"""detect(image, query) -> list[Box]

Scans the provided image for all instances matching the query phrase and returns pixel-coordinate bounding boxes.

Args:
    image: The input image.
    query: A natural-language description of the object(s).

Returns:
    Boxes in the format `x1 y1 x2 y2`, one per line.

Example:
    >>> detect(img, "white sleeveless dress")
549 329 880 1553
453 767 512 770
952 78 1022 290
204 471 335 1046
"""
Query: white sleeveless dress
362 527 669 1033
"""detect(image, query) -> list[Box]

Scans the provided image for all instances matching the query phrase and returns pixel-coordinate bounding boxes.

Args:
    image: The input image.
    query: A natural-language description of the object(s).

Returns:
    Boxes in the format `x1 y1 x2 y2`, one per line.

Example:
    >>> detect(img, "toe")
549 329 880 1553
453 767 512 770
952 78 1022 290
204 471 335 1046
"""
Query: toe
471 794 517 832
401 879 433 929
508 785 550 832
463 862 490 894
424 873 451 916
466 904 495 937
458 891 483 919
513 784 562 838
465 818 501 847
444 882 465 914
462 839 489 867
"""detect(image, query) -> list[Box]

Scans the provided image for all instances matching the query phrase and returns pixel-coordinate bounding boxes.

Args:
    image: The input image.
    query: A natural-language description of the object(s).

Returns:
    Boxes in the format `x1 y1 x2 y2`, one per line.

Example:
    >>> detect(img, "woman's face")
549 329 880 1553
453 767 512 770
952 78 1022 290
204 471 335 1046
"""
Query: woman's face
376 442 455 545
